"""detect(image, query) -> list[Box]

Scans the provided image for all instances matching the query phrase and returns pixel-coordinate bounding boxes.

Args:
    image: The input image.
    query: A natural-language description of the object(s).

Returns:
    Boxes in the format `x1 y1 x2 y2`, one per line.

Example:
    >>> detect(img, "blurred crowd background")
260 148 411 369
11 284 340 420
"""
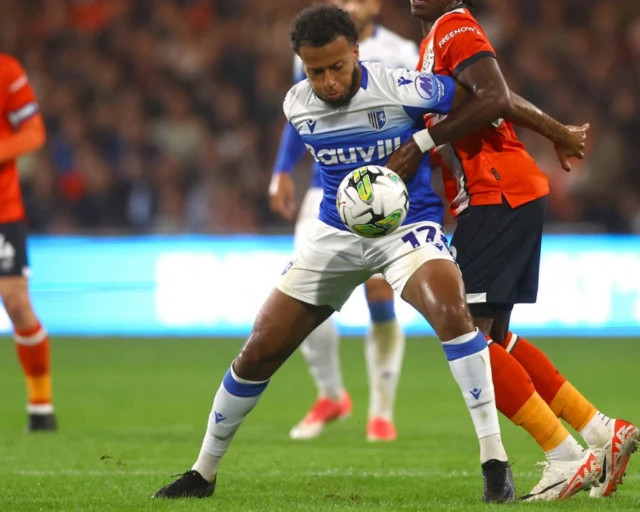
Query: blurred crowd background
2 0 640 234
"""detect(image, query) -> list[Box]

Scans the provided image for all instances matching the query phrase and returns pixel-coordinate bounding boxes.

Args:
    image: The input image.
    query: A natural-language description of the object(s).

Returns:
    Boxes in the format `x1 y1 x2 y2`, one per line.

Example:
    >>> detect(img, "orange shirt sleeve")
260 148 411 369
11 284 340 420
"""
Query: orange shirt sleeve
2 55 39 127
434 14 496 77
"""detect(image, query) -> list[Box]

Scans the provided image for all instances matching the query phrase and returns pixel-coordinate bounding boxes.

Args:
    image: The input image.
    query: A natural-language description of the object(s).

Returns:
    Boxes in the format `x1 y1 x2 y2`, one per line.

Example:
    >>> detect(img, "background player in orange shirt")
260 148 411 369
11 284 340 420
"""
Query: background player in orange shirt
0 53 56 431
385 0 638 501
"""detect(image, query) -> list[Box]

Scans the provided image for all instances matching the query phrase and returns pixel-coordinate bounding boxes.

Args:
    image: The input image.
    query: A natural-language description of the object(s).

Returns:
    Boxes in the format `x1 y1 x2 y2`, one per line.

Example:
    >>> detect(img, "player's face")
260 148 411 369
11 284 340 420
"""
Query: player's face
300 37 361 108
332 0 382 34
410 0 457 22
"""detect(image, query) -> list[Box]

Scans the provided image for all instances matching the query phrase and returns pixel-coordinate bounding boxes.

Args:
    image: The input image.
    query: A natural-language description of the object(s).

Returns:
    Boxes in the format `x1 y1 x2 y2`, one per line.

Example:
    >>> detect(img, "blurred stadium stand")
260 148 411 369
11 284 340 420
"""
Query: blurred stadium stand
2 0 639 235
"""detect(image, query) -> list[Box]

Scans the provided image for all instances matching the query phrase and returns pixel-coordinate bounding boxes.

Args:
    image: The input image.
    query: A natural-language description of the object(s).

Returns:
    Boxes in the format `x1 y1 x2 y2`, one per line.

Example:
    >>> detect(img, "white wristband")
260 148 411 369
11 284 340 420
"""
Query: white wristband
412 129 436 153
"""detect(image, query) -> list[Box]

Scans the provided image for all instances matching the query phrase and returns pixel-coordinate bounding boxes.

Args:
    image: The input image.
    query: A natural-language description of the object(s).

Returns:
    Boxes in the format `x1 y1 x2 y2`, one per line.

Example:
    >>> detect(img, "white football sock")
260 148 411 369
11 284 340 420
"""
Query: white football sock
545 434 585 462
192 366 269 482
580 411 613 449
442 329 507 463
365 319 405 421
300 318 344 401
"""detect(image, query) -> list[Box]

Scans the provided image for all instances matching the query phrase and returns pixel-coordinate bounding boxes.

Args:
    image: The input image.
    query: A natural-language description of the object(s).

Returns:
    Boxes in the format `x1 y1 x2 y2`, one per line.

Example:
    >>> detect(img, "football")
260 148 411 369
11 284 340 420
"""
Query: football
336 165 409 238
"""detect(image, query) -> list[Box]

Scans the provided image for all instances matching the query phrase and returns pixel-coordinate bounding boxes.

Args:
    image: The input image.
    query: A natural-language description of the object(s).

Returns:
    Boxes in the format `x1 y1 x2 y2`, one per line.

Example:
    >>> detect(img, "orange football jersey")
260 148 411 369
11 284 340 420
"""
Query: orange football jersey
418 7 549 217
0 53 40 223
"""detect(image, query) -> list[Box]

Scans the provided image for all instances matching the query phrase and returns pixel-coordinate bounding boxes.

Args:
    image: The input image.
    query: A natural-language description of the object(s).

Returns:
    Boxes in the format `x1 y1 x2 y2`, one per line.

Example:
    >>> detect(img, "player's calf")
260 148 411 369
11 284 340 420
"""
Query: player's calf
497 330 639 494
488 342 586 464
234 295 333 381
401 258 513 501
153 289 333 499
364 277 404 437
0 276 55 430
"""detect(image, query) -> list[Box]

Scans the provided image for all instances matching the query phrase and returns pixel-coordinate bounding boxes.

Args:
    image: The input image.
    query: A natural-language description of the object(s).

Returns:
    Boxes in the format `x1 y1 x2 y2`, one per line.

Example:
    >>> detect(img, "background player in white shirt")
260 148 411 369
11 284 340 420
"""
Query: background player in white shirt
269 0 420 443
155 5 516 503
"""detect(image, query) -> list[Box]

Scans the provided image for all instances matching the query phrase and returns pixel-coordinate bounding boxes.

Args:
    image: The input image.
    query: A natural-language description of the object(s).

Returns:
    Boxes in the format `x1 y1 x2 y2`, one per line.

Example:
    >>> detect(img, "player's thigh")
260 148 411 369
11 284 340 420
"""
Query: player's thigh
235 288 334 381
451 197 546 308
402 259 475 340
375 221 473 340
0 221 32 315
364 275 394 303
293 187 323 251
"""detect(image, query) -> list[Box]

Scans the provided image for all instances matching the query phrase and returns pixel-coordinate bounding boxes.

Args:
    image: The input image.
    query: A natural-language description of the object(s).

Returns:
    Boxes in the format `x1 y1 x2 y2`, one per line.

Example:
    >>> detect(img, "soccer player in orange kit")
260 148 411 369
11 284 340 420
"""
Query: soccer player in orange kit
0 53 56 431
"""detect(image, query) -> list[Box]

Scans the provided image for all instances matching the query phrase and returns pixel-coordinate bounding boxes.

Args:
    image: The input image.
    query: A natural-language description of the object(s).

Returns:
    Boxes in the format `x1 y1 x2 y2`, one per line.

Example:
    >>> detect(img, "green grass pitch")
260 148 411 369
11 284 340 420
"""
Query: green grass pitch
0 337 638 511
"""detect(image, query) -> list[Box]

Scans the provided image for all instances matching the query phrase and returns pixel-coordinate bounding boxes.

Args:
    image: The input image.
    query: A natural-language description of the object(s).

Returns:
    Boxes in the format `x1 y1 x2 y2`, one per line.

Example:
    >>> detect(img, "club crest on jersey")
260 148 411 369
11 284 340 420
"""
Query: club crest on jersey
367 109 387 130
306 119 317 133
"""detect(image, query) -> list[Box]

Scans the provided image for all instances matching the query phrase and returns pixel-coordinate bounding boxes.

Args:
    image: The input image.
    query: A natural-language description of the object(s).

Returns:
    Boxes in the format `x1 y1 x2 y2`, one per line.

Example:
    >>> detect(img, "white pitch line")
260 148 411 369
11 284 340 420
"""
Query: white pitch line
11 468 640 481
13 470 166 476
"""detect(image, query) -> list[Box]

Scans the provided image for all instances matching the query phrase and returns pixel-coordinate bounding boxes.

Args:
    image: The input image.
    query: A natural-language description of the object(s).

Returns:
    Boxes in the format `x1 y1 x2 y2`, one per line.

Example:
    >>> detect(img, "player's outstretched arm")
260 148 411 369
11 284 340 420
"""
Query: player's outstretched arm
508 92 589 172
0 114 46 163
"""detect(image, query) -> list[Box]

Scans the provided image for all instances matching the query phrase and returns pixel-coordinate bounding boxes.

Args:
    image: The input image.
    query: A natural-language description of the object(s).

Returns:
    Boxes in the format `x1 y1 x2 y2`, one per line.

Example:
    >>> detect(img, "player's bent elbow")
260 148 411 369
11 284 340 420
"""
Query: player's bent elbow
30 132 46 153
21 116 47 152
31 124 47 150
491 90 513 119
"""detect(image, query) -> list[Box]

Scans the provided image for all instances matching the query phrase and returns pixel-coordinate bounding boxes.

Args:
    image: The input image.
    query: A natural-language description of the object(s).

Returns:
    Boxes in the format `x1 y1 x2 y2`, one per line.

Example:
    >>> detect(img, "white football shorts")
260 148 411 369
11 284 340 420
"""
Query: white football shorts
278 218 455 311
294 187 323 252
293 186 386 281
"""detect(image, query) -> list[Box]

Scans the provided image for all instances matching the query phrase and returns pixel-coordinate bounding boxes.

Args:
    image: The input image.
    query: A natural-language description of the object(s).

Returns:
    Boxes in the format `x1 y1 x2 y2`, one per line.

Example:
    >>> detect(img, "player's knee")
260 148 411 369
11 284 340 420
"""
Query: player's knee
234 335 283 381
364 278 394 303
473 317 494 338
234 344 264 378
432 302 474 340
1 289 32 326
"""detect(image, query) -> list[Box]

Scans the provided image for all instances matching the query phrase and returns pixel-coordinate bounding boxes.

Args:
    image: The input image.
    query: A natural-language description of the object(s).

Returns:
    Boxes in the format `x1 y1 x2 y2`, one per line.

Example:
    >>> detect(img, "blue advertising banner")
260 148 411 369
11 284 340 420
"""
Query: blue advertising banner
0 235 636 337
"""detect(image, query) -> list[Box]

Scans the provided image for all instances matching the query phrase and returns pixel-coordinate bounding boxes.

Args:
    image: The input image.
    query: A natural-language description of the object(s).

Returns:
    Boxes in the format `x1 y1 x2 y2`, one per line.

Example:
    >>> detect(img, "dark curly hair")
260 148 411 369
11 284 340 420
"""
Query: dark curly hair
290 5 359 55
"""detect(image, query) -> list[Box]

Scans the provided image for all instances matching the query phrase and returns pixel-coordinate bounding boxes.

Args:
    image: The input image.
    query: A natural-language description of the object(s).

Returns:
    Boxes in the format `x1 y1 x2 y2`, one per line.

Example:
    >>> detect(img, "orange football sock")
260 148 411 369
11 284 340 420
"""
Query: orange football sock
15 322 53 412
504 332 596 431
512 393 572 452
500 332 567 403
489 342 568 451
550 382 598 432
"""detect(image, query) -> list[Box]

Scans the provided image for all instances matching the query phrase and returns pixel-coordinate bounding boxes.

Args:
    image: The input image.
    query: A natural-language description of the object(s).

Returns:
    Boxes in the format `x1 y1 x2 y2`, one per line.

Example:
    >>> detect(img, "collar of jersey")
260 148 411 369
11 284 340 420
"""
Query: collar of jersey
360 62 369 90
445 2 466 14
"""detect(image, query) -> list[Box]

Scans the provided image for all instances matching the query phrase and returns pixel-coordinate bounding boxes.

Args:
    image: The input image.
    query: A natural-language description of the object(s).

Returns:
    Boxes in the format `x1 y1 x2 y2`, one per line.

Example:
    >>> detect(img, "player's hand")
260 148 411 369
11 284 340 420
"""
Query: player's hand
385 139 423 181
269 172 296 220
555 123 589 172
